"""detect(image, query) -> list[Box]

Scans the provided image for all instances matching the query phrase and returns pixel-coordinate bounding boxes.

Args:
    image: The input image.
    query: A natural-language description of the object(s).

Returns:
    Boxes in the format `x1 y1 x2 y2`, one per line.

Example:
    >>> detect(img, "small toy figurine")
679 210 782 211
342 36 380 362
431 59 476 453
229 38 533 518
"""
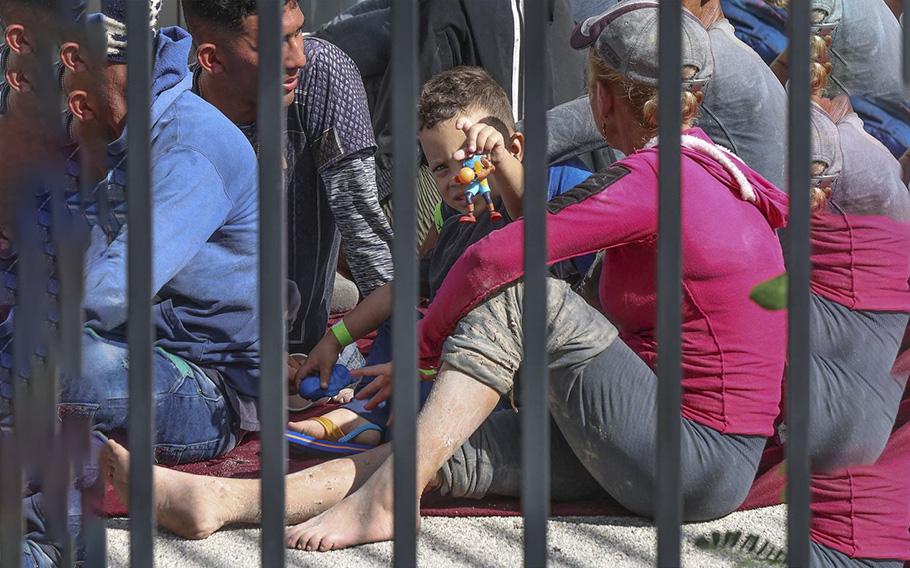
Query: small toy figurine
453 154 502 224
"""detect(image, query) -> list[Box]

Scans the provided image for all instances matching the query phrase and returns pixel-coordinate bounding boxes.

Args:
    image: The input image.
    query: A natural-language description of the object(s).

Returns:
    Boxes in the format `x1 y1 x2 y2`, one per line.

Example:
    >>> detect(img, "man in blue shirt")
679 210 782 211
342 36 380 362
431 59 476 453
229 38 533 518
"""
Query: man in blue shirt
0 1 259 565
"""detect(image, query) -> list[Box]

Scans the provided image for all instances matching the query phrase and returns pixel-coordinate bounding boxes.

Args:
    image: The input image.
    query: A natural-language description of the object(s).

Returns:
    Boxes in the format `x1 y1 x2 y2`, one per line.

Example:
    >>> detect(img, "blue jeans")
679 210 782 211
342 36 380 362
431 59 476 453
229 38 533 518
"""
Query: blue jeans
8 329 239 566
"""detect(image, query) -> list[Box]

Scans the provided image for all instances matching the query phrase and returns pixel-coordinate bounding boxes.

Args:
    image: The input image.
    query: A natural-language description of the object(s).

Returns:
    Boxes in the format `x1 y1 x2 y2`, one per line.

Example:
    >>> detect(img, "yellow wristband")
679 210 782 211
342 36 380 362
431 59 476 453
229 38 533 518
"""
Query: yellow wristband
331 321 354 348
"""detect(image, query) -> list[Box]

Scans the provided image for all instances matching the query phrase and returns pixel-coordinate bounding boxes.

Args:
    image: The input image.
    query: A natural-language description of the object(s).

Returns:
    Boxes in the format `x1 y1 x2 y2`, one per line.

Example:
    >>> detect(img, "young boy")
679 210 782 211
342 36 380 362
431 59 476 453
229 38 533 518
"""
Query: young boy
286 66 591 452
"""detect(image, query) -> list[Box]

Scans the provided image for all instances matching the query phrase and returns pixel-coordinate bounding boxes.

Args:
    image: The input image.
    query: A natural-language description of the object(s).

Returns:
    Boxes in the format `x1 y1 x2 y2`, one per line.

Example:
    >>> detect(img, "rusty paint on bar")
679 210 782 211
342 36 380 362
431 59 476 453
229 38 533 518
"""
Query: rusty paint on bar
521 0 551 566
125 0 155 566
656 2 683 566
390 1 419 566
786 1 812 567
256 0 288 566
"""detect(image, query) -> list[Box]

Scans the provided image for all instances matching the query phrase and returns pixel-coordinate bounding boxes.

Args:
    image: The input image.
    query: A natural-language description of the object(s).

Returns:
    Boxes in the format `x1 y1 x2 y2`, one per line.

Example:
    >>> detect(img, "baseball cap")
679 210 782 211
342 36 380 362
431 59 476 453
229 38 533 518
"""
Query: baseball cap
808 102 843 183
571 0 714 91
810 0 842 35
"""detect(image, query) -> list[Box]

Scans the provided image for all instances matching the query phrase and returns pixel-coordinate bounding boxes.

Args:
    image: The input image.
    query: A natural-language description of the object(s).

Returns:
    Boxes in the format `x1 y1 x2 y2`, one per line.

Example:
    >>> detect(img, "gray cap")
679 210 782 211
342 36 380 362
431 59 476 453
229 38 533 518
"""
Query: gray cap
810 0 842 34
571 0 713 91
809 102 843 181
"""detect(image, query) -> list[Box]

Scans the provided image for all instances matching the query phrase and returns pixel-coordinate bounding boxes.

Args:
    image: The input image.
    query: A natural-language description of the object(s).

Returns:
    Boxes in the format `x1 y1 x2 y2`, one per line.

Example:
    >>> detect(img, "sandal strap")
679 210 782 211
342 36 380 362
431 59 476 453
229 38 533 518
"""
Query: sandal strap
338 422 384 444
311 416 346 442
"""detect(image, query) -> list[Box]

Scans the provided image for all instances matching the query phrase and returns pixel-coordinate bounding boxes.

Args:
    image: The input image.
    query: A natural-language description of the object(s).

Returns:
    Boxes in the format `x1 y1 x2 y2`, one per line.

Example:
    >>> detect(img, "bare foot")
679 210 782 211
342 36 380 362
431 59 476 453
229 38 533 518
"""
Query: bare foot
101 439 227 540
287 408 381 446
285 472 408 552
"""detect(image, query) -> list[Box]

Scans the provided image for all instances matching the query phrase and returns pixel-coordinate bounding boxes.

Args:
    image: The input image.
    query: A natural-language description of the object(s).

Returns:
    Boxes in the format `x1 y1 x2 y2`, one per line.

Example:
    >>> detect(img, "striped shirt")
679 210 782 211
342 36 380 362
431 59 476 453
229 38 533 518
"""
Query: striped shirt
193 37 394 353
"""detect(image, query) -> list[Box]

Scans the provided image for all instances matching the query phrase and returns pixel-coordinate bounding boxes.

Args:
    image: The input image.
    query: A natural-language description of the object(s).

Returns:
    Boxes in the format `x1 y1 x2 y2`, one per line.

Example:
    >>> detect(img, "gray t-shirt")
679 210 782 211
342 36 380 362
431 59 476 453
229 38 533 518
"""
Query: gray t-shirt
825 0 908 116
699 19 788 189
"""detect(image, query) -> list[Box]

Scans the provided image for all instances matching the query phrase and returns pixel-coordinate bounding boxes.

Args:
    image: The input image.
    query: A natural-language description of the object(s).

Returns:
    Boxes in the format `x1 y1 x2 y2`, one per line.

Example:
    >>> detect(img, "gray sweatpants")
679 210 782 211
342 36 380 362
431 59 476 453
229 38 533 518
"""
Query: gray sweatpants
436 279 766 521
806 294 909 471
811 542 904 568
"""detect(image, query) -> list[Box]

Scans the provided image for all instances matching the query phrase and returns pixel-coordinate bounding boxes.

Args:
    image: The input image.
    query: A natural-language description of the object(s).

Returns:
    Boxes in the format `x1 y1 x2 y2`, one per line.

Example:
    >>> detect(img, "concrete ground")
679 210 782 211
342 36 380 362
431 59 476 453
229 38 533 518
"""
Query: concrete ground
105 505 787 567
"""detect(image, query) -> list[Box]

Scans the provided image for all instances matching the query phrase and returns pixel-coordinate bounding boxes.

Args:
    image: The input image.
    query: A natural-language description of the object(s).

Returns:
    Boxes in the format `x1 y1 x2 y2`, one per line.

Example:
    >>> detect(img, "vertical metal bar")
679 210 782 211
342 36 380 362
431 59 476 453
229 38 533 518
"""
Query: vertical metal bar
126 1 155 566
904 0 910 84
521 0 549 566
257 1 287 566
390 0 418 566
656 2 683 566
786 1 812 567
0 435 22 567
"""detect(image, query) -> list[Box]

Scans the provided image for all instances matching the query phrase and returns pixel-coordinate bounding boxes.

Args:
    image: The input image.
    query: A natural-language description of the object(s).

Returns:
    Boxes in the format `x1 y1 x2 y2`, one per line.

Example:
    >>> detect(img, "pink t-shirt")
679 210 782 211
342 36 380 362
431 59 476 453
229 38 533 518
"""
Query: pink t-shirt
810 114 910 312
420 128 789 436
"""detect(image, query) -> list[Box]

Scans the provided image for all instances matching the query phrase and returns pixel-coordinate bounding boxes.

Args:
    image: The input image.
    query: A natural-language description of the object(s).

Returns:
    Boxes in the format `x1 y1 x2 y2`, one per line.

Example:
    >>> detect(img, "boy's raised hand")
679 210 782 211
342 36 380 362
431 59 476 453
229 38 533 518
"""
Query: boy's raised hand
452 117 509 164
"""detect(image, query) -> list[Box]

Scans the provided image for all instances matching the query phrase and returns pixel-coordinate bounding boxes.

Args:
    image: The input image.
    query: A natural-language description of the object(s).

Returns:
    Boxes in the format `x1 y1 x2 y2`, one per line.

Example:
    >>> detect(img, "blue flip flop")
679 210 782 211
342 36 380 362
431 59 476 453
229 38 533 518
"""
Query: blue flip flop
297 364 357 401
286 420 384 456
286 393 391 456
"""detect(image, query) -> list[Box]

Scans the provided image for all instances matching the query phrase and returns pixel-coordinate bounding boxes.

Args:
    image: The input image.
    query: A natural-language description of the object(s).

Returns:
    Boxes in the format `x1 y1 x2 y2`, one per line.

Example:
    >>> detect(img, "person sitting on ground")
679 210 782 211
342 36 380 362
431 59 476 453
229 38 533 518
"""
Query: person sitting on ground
97 2 789 550
181 0 394 358
769 0 910 159
286 66 592 453
574 0 789 188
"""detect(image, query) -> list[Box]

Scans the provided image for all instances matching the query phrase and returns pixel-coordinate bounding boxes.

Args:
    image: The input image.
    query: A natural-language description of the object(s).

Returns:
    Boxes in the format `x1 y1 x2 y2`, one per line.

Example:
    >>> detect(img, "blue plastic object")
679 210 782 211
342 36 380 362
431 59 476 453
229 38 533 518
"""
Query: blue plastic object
298 363 355 401
851 97 910 158
721 0 788 63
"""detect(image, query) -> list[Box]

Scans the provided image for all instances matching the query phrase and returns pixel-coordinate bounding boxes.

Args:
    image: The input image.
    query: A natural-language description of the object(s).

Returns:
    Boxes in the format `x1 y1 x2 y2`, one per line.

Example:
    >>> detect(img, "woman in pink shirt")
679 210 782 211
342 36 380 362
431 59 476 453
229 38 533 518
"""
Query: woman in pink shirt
273 1 789 550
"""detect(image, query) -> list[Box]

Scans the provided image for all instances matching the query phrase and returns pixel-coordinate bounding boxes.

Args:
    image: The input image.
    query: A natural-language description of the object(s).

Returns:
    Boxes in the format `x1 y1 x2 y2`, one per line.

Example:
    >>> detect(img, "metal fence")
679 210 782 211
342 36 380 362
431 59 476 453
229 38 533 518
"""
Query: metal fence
2 0 909 566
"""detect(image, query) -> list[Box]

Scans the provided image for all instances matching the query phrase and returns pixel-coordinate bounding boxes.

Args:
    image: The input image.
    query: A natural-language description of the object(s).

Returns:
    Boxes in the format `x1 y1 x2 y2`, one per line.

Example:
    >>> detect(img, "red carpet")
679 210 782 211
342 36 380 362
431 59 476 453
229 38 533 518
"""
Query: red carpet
102 404 784 519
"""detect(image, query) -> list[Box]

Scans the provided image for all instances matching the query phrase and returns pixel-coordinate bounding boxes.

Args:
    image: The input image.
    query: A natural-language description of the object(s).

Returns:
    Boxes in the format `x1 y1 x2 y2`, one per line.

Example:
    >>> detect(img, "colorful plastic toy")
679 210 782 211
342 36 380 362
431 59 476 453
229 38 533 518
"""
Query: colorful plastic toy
453 155 502 224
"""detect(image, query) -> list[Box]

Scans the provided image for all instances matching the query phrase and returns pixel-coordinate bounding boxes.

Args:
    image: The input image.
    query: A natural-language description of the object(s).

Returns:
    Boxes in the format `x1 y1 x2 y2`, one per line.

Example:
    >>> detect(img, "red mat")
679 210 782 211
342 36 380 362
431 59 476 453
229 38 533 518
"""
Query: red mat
102 311 784 519
102 405 783 519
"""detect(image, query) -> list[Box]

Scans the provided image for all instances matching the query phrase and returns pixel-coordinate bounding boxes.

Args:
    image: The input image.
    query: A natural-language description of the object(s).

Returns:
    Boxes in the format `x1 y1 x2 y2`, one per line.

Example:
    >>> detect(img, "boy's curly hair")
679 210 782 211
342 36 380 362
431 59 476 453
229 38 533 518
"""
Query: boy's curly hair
418 66 515 132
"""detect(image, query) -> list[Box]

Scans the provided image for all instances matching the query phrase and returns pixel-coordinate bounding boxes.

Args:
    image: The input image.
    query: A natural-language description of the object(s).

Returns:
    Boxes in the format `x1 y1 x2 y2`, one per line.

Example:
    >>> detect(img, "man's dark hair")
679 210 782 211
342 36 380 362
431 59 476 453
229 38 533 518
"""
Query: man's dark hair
0 0 59 25
417 66 515 132
181 0 296 34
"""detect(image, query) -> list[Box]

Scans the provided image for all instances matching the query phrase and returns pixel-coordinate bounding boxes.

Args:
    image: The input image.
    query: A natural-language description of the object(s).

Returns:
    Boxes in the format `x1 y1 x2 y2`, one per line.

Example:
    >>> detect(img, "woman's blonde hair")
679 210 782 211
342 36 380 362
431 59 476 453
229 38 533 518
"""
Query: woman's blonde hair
587 48 703 142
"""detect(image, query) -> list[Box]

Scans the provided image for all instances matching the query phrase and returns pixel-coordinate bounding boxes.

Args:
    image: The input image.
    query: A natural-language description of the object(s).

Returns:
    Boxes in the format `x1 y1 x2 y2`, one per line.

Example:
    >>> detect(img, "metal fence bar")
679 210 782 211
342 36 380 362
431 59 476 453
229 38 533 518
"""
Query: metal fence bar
520 0 550 566
904 0 910 83
256 0 287 566
125 1 155 566
786 1 812 566
390 0 418 565
655 2 683 566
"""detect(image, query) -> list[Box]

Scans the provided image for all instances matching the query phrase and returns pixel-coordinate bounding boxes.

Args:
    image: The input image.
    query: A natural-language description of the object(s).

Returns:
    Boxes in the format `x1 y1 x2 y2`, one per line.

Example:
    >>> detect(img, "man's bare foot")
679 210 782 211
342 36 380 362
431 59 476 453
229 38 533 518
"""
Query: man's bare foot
100 440 227 540
285 472 407 552
287 408 381 446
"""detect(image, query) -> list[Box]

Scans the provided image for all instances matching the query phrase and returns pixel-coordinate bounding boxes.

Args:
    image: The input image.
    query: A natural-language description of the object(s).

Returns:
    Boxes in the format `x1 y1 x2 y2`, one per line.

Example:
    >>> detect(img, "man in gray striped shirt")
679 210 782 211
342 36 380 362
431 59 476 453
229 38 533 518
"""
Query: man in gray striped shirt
183 0 393 354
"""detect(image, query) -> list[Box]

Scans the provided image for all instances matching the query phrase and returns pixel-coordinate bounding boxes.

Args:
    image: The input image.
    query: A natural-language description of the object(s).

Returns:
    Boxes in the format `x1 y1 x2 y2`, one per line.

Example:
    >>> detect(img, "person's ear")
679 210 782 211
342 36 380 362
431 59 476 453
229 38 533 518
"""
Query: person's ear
195 43 224 74
67 90 95 122
5 67 31 94
59 42 87 73
509 131 525 163
4 25 30 55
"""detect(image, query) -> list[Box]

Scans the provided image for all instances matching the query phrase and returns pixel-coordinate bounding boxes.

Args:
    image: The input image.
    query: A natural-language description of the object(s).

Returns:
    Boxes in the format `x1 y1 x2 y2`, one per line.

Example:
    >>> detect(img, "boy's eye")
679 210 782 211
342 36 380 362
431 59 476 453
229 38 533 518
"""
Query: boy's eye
432 164 448 175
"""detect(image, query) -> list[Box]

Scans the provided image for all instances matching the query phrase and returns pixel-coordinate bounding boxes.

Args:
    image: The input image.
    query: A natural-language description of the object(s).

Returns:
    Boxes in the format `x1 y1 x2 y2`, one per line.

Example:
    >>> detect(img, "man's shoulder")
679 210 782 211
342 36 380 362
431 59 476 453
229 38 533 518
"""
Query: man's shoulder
155 91 257 188
302 36 359 74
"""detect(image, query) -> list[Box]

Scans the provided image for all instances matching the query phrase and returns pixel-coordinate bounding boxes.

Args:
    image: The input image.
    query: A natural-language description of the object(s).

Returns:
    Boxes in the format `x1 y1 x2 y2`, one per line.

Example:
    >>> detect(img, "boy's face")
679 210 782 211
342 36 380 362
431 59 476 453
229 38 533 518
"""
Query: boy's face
419 109 493 214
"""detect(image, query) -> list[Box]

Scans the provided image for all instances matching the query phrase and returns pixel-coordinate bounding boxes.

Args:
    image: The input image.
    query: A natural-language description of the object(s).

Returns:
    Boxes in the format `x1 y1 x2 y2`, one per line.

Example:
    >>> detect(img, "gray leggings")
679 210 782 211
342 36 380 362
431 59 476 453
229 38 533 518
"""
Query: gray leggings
437 279 766 521
811 542 904 568
807 294 909 471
